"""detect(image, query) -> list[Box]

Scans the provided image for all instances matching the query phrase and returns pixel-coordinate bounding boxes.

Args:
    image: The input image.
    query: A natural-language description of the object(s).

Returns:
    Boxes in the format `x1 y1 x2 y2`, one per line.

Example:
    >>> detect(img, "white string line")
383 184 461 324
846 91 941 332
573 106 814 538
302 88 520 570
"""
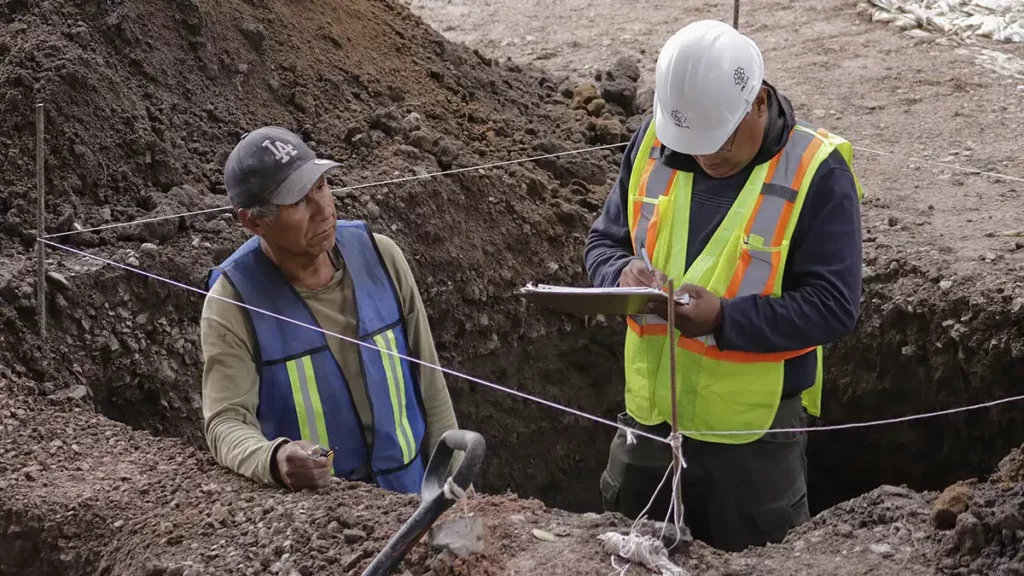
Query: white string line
40 142 628 240
37 142 1023 241
682 392 1024 436
38 237 671 446
330 141 628 192
41 237 1024 439
43 206 232 239
854 146 1024 184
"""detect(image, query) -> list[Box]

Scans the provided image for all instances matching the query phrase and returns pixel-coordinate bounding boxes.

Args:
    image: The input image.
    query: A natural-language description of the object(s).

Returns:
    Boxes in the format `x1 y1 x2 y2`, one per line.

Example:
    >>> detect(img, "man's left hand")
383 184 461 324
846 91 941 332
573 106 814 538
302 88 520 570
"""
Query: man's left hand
646 283 723 338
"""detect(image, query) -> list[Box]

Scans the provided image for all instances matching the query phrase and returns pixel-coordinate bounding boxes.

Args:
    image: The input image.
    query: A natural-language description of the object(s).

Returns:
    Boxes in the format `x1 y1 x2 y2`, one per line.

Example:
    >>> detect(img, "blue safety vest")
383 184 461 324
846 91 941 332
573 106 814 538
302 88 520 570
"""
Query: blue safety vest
207 220 427 493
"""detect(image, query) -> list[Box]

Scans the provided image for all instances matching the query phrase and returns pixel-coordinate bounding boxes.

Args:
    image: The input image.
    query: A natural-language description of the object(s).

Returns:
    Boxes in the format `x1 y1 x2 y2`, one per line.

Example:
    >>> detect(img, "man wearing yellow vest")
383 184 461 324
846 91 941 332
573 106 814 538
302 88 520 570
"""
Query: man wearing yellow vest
584 20 863 552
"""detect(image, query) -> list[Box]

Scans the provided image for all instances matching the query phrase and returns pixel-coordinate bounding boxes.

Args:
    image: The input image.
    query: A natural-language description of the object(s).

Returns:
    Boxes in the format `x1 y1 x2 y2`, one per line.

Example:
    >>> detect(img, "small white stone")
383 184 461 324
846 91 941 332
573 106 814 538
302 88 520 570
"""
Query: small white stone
869 542 892 555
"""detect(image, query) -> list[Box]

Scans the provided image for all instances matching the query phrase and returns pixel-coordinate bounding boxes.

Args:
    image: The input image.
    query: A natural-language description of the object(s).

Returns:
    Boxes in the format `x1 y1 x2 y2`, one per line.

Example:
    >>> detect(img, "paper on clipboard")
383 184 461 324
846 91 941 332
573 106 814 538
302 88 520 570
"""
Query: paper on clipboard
516 283 690 316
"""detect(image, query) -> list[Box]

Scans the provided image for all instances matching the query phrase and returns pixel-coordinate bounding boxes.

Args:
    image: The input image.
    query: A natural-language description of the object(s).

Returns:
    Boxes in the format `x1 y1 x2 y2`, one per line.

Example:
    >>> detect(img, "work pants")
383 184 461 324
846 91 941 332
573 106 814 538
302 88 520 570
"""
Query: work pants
599 395 810 553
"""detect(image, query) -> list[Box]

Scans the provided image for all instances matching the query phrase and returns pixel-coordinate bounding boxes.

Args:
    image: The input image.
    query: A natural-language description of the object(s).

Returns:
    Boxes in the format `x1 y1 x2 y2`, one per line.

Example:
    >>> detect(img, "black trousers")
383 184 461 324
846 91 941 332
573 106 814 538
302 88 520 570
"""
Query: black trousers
599 395 810 553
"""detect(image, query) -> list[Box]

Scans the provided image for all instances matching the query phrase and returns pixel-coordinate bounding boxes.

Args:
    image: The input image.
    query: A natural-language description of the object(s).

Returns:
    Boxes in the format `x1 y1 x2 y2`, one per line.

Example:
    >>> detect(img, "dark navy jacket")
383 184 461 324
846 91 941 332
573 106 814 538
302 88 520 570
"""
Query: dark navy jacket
584 82 863 398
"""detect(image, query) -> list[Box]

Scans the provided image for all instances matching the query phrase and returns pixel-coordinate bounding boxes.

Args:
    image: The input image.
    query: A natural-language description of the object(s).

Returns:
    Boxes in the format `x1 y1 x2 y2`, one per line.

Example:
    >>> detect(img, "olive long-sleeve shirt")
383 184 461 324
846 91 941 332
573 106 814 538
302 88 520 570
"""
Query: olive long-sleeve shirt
200 233 458 487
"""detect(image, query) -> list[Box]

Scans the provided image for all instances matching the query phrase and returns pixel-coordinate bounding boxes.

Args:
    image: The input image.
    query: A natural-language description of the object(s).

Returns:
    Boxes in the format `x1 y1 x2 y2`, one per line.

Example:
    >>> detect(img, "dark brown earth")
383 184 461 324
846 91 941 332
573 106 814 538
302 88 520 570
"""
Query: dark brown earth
7 384 1024 576
3 0 1024 573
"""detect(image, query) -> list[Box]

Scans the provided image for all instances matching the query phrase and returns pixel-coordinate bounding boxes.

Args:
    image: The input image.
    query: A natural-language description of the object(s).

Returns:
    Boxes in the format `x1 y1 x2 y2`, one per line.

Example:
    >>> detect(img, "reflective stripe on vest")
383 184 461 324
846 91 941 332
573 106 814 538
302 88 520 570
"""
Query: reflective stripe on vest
373 330 416 464
630 137 673 265
725 127 823 299
286 355 334 476
208 220 427 493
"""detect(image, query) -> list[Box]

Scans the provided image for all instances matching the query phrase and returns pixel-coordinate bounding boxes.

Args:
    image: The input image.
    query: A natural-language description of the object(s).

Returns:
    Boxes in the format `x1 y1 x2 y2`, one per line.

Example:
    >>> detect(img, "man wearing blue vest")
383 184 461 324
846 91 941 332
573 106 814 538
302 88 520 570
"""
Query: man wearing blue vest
585 21 863 551
201 126 459 493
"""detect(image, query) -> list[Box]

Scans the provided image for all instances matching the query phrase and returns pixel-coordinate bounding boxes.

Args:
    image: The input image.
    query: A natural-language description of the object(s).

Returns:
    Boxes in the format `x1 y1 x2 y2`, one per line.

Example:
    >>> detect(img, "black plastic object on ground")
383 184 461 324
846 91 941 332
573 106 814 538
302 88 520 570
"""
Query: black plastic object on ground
361 429 486 576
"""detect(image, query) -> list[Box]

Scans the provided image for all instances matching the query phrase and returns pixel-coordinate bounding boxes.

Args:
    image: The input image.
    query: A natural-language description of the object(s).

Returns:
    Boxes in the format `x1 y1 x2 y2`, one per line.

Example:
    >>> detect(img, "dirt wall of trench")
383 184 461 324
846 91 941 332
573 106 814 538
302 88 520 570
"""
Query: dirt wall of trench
20 238 1024 517
810 255 1024 513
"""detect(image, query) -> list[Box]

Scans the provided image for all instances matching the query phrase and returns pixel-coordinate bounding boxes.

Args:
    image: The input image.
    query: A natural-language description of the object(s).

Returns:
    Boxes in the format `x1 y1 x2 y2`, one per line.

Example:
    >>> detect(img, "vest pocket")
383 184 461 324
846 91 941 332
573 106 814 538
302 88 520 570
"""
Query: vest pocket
688 358 784 444
732 237 790 298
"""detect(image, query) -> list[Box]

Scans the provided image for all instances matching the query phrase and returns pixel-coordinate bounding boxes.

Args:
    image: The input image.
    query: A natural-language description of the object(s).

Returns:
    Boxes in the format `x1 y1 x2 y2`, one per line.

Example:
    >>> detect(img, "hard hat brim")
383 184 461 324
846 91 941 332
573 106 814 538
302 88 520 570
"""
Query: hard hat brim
652 99 738 156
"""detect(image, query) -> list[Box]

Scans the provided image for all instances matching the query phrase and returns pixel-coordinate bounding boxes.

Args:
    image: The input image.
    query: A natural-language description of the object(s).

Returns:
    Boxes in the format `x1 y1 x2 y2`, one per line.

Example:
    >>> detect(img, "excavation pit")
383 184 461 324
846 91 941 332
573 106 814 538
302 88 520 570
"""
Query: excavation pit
13 247 1024 522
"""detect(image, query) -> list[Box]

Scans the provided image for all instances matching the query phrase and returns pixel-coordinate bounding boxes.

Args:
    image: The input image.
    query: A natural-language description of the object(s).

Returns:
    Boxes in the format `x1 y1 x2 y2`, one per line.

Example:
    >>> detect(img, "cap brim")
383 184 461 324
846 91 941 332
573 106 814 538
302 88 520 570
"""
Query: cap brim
653 99 739 156
266 158 342 205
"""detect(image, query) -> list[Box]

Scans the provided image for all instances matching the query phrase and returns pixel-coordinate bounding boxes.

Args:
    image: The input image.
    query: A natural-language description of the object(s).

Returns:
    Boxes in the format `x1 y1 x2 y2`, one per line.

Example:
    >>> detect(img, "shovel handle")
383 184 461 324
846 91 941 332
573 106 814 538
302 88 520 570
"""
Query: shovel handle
421 429 485 500
361 429 486 576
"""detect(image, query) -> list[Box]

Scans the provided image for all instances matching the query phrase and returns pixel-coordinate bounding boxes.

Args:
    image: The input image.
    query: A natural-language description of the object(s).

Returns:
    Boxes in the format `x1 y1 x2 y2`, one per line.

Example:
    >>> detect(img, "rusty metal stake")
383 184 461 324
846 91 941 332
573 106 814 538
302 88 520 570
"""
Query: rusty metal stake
667 280 683 517
35 102 46 342
668 280 677 432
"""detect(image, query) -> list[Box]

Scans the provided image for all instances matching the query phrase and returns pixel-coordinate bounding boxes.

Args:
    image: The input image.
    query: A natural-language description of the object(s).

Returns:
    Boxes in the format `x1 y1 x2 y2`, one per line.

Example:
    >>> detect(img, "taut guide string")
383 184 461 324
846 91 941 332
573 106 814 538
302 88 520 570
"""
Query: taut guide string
38 143 1024 241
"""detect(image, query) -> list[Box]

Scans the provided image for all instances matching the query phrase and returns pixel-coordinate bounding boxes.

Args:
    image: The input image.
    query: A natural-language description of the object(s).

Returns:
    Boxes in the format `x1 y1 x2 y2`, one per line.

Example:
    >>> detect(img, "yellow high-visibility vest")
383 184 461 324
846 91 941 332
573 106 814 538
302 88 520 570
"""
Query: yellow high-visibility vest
624 121 863 444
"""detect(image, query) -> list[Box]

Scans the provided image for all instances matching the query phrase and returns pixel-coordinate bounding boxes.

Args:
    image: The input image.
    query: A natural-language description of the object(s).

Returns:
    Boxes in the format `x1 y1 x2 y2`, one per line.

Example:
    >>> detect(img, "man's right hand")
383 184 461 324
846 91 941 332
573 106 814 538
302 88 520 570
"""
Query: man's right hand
619 257 667 290
274 440 332 491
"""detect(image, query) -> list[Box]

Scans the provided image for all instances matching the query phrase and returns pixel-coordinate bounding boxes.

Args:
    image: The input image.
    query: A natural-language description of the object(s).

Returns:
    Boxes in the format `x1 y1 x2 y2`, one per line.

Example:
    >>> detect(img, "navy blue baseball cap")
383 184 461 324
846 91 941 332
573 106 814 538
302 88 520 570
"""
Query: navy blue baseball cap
224 126 341 209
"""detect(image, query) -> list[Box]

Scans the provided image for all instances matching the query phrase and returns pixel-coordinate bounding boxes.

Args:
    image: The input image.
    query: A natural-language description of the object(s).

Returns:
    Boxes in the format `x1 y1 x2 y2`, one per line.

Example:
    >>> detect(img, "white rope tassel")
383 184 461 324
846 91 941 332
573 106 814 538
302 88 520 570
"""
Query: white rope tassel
599 433 689 575
442 477 466 501
659 433 686 548
598 532 687 576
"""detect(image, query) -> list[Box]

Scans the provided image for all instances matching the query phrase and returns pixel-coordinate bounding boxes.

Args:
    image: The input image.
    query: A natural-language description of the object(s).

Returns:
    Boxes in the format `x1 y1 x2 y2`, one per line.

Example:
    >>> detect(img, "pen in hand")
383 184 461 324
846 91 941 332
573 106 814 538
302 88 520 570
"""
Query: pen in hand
638 240 656 277
638 241 689 305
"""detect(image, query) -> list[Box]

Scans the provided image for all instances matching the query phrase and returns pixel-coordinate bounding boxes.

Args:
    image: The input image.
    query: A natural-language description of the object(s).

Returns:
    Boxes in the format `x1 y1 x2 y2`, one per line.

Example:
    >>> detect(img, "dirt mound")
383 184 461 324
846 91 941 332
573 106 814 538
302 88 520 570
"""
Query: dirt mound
922 447 1024 575
8 384 1004 576
0 389 638 575
992 446 1024 486
0 0 637 511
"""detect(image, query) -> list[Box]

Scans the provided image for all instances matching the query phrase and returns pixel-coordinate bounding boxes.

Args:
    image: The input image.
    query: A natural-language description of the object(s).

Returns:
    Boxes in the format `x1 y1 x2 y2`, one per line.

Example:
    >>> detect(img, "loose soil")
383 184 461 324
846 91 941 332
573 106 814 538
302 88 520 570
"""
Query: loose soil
7 384 1024 575
2 0 1024 573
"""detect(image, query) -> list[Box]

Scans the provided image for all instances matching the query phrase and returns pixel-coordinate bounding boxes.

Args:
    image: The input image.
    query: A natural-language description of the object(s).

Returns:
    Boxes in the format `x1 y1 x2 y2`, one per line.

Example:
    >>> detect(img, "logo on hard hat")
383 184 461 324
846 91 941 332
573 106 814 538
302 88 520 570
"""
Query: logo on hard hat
670 110 689 129
734 66 749 92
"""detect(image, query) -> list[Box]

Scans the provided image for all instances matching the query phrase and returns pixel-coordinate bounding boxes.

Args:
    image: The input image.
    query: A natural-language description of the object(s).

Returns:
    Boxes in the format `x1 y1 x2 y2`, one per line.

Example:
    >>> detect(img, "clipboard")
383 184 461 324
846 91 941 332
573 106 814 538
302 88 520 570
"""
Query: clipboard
516 282 690 316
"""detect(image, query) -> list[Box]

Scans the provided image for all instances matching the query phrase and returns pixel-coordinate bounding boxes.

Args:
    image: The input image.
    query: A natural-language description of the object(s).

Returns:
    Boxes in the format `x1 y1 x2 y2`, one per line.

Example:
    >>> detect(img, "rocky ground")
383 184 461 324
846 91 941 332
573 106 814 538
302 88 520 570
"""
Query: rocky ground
6 380 1024 575
3 0 1024 573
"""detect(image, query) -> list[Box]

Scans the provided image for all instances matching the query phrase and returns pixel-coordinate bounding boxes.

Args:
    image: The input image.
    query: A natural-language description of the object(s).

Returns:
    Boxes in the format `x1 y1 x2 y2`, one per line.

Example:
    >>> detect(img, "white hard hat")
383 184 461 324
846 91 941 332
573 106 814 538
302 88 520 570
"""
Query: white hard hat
653 20 765 155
